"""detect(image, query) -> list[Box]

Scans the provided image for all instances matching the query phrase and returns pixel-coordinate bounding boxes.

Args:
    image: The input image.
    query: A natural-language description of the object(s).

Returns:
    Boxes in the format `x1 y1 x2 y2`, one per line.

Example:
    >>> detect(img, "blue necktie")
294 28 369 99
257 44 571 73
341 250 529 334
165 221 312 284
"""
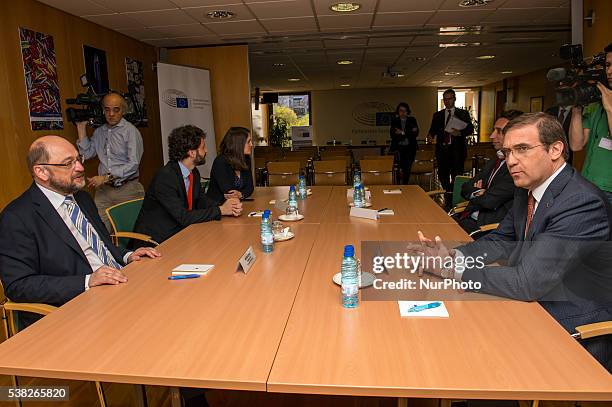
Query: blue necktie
64 196 122 269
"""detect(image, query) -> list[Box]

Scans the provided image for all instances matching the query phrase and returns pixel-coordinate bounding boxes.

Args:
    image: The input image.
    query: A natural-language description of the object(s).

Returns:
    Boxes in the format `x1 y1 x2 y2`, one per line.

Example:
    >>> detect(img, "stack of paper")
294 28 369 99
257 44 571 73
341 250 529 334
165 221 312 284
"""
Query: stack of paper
172 264 214 276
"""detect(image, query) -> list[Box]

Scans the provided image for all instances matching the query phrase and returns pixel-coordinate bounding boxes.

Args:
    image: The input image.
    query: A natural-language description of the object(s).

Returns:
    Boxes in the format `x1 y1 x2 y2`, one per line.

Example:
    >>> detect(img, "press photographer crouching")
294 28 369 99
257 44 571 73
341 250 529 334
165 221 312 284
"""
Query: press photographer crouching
565 43 612 205
75 92 145 231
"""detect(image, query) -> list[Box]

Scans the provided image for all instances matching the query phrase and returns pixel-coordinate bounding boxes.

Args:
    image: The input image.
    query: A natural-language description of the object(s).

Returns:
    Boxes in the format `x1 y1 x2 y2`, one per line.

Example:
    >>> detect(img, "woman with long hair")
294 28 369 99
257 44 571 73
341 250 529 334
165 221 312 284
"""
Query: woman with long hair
207 126 254 204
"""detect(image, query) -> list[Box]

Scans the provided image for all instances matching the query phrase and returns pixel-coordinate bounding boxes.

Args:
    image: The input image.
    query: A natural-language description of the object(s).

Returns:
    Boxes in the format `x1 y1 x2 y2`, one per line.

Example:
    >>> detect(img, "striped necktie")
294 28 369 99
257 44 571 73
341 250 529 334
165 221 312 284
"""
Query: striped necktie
63 196 122 269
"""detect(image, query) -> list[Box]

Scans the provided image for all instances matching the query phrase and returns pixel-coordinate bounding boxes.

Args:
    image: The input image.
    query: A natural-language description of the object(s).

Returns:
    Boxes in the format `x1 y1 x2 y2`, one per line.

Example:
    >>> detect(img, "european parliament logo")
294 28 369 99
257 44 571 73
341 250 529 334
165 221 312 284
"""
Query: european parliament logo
176 97 189 108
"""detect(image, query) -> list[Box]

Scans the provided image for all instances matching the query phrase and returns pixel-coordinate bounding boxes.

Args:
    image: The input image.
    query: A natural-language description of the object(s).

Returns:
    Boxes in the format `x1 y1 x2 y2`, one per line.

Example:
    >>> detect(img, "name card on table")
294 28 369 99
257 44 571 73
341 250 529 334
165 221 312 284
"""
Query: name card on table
349 207 379 220
237 246 257 274
383 189 402 194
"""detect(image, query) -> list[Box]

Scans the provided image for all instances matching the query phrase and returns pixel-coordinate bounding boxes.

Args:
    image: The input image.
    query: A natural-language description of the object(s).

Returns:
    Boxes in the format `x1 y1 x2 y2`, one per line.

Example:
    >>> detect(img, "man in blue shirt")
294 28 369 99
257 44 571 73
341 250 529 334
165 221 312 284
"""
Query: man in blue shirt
76 92 145 230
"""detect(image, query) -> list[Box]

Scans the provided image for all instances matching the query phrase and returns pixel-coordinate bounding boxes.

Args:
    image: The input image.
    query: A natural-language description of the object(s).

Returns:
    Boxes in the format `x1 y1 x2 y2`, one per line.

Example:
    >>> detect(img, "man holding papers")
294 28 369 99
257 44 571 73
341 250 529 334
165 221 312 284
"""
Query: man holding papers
415 113 612 372
427 88 474 203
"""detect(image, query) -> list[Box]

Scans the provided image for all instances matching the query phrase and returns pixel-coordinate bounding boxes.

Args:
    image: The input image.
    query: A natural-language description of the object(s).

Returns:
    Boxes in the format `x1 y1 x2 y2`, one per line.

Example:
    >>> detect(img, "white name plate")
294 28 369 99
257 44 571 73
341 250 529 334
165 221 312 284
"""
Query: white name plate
349 207 379 220
238 245 257 274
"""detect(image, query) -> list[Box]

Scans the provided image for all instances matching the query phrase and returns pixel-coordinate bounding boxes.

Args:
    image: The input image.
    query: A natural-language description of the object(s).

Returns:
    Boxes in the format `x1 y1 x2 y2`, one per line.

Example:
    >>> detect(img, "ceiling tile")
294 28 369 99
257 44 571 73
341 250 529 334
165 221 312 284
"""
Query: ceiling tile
426 10 494 25
373 11 435 27
317 14 374 30
205 19 266 35
82 13 144 29
182 4 255 22
438 0 498 10
123 9 198 26
142 37 180 47
38 0 112 16
377 0 445 13
324 38 368 48
152 23 214 36
116 27 167 39
501 0 568 7
260 17 318 32
92 0 177 12
172 0 244 6
483 8 556 24
171 36 223 46
248 0 314 19
367 36 414 46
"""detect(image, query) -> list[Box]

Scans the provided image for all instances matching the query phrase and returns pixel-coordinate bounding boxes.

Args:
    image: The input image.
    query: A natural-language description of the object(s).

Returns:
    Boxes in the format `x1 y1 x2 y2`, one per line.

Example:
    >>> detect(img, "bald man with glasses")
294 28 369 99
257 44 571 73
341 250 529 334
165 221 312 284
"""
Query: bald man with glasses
0 136 160 328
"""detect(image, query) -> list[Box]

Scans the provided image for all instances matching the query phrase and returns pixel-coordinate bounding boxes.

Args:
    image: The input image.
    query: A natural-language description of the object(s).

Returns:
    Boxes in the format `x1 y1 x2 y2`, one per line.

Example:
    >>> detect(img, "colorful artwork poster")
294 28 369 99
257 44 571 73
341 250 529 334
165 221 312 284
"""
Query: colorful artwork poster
19 27 64 131
125 57 148 126
83 45 109 95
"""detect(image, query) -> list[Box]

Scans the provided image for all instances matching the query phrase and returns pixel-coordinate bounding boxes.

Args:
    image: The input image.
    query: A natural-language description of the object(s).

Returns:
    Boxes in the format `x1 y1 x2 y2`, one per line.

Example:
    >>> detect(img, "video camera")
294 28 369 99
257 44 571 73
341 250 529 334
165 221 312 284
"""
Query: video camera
65 74 145 128
547 44 608 106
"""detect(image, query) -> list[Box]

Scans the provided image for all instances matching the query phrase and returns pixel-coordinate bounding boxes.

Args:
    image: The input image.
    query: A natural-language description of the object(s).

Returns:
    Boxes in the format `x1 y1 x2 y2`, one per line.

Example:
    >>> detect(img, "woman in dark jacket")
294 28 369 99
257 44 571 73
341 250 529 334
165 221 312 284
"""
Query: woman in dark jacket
207 126 254 204
389 102 419 184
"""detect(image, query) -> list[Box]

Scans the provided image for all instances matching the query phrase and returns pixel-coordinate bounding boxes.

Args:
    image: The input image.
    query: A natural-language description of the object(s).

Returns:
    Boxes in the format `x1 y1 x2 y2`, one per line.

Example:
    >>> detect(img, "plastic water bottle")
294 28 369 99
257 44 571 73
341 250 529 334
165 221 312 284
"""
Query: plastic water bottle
298 175 307 200
353 170 361 188
288 185 298 209
261 209 274 253
353 185 365 208
341 245 359 308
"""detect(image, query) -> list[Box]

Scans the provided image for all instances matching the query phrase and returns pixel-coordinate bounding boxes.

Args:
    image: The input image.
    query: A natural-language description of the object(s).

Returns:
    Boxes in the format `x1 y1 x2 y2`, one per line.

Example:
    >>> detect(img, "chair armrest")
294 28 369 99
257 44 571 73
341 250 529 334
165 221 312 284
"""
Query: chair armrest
469 223 500 237
4 301 58 316
112 232 159 246
426 189 446 197
573 321 612 339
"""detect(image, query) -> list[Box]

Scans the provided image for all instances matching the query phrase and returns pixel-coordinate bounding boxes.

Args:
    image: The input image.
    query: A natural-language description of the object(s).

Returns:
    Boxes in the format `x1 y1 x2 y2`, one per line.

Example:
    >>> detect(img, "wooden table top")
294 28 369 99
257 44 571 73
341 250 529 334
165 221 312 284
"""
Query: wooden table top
322 185 455 224
223 186 333 225
267 223 612 400
0 222 320 390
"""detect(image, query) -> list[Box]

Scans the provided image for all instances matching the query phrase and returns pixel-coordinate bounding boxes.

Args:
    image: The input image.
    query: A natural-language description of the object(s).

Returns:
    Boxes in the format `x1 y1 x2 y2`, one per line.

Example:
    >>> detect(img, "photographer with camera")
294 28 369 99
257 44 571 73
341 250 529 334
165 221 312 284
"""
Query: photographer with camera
569 43 612 205
76 92 145 230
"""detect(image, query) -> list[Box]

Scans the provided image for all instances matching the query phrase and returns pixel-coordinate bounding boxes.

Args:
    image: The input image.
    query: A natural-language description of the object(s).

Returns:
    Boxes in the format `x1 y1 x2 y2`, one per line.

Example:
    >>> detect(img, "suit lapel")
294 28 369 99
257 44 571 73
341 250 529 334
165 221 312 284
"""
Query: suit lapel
526 165 573 241
29 184 88 263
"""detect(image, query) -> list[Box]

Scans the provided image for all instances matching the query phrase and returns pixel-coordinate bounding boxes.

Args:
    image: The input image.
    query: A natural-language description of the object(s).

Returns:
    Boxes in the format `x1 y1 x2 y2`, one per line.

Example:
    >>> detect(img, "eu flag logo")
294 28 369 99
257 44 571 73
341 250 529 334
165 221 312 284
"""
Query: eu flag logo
176 97 189 108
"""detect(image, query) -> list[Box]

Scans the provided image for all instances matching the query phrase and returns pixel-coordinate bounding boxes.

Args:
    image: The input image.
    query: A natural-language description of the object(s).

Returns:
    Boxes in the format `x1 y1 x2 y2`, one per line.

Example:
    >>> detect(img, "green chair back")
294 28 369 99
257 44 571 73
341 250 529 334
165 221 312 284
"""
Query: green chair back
453 176 471 206
107 198 143 249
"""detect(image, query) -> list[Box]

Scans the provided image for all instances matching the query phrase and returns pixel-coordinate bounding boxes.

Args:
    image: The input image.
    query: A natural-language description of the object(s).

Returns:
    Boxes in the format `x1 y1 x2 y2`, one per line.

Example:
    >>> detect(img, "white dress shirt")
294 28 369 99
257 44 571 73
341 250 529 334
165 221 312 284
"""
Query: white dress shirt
36 184 130 289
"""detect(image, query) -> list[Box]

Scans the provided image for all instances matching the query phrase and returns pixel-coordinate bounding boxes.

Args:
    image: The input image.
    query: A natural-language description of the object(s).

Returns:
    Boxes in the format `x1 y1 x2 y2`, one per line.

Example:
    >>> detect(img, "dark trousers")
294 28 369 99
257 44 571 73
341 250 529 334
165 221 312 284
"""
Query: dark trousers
397 146 416 185
436 145 466 192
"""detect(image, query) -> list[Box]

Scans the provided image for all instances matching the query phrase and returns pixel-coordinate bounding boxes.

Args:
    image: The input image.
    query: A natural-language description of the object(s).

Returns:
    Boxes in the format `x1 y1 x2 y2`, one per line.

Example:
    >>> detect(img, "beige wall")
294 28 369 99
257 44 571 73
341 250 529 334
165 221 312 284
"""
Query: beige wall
311 87 437 146
0 0 162 209
166 45 252 148
583 0 612 56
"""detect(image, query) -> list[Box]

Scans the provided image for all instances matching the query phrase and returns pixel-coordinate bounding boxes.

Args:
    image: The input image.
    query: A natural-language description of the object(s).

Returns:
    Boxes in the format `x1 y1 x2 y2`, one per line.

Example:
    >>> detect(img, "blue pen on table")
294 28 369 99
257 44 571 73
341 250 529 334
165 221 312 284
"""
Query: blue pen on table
408 302 442 312
168 274 201 280
377 207 389 212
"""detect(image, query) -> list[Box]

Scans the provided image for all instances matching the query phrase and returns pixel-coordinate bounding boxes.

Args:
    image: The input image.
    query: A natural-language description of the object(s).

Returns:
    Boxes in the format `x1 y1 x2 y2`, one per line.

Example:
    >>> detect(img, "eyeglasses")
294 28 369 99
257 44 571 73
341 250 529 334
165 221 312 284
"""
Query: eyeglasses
37 155 84 169
500 144 546 158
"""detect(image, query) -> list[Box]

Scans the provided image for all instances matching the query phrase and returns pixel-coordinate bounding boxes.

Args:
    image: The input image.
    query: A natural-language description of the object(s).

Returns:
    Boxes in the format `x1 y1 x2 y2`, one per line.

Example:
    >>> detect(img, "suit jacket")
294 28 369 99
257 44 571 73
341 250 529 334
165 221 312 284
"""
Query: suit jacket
0 183 127 306
460 157 515 227
134 161 221 244
458 165 612 339
206 155 254 205
428 107 474 155
389 116 419 152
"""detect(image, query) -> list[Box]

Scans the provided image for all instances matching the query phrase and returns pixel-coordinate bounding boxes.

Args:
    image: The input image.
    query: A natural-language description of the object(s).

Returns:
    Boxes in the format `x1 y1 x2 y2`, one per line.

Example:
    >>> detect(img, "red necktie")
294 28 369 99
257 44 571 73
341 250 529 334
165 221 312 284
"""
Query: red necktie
525 191 535 234
557 108 565 123
187 172 193 210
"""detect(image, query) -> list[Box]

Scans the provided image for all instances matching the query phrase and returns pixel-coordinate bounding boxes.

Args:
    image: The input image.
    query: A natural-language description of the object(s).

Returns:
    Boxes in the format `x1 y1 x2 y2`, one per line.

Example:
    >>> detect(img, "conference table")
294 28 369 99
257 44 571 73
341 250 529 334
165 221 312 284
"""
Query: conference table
0 186 611 402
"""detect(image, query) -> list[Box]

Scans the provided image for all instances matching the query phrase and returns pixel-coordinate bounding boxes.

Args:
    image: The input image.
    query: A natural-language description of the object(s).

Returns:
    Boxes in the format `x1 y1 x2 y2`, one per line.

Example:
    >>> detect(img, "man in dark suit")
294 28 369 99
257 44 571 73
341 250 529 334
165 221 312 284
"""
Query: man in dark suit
427 89 474 200
416 113 612 372
134 125 242 245
0 136 160 313
545 104 573 164
456 110 523 234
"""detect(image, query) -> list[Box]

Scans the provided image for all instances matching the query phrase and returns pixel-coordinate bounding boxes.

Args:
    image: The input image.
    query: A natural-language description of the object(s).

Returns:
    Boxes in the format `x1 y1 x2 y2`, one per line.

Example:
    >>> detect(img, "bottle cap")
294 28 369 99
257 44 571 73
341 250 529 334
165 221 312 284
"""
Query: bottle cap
343 245 355 257
263 209 271 218
290 185 296 191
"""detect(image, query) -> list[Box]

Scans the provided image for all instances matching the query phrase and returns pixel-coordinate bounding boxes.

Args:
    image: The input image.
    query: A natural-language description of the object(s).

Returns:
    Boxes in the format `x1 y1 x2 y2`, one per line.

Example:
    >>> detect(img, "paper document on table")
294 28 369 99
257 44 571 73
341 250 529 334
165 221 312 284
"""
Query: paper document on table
398 301 449 318
172 264 214 275
445 116 468 133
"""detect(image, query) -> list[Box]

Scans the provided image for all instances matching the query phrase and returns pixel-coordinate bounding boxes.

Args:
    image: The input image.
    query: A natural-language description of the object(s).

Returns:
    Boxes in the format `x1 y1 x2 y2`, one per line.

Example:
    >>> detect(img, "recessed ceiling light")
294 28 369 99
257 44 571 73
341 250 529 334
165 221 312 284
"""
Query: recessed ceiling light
476 55 495 60
501 71 513 74
340 84 351 87
337 60 354 65
288 78 301 82
439 26 482 35
444 72 462 76
439 42 481 48
396 74 405 78
431 80 443 83
459 0 493 7
272 63 286 67
206 10 235 20
330 2 361 12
